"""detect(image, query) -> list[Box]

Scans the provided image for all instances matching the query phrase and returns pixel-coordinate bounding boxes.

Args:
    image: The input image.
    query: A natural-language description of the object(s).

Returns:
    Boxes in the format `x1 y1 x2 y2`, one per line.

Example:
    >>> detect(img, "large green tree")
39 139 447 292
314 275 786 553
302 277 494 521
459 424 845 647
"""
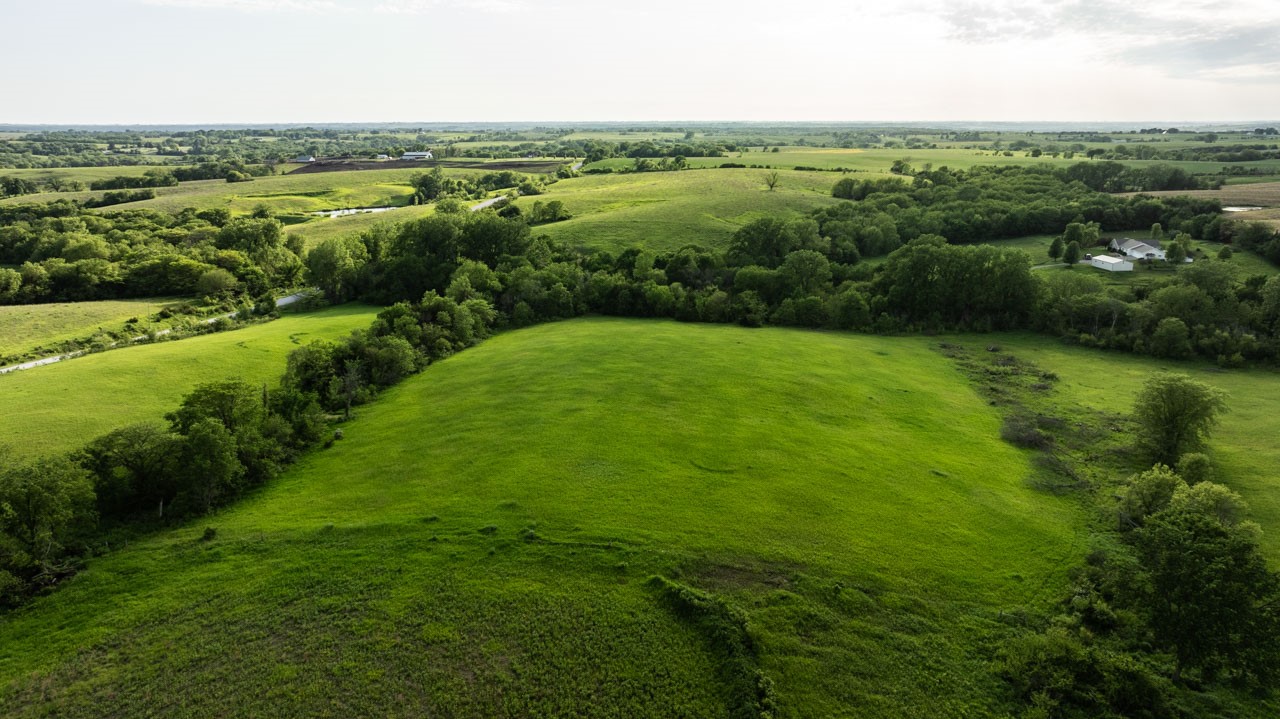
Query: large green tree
1132 373 1228 465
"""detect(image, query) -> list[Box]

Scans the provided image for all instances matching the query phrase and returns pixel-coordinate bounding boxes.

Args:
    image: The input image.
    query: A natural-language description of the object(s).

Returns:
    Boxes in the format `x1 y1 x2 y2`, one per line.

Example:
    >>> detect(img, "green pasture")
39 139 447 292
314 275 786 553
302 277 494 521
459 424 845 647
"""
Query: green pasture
0 165 167 183
519 169 850 252
984 334 1280 561
0 297 185 363
284 204 436 249
0 167 481 216
0 318 1084 717
0 303 379 460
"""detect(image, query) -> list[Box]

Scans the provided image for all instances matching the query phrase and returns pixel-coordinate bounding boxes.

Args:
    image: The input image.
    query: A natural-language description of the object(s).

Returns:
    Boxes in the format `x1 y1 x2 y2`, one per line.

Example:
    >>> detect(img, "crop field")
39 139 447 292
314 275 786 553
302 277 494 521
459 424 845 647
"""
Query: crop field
1124 180 1280 206
0 318 1085 717
0 297 185 363
517 169 853 252
583 147 1280 179
984 334 1280 560
0 303 380 460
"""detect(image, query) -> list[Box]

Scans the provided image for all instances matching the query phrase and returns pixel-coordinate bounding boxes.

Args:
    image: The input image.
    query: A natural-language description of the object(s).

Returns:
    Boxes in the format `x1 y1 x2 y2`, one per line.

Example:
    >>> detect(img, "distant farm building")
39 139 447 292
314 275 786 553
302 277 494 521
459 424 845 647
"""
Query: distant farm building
1091 255 1133 272
375 154 390 160
1110 238 1165 261
294 155 316 163
402 151 434 160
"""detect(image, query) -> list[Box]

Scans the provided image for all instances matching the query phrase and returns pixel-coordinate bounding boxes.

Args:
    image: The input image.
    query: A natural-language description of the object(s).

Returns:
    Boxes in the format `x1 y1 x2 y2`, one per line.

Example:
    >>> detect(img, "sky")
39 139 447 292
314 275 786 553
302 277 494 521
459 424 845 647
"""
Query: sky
3 0 1279 124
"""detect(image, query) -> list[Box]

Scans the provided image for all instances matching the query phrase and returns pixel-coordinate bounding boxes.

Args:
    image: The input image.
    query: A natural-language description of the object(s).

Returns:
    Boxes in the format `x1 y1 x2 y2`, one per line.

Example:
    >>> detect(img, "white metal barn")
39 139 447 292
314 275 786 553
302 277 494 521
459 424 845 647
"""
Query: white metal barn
1091 255 1134 272
401 151 434 160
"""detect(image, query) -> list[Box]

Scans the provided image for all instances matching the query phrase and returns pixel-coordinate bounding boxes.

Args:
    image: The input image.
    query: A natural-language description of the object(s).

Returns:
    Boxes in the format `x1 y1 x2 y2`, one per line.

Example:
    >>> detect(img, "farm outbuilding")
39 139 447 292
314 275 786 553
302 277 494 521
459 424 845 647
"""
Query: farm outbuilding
402 151 434 160
1091 255 1133 272
294 155 316 163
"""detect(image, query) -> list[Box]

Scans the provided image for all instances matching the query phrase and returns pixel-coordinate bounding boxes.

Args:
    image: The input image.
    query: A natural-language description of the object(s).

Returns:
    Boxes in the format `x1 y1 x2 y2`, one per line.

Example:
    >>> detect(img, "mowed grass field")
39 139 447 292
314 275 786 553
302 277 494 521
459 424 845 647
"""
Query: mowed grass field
0 303 379 460
983 334 1280 560
0 297 185 362
518 169 852 252
0 318 1084 718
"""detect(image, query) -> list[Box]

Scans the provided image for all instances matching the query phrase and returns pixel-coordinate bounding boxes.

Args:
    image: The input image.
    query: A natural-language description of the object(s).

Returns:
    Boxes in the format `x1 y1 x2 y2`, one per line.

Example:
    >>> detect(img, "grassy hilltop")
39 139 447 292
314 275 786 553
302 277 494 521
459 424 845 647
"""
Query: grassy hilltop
0 318 1084 718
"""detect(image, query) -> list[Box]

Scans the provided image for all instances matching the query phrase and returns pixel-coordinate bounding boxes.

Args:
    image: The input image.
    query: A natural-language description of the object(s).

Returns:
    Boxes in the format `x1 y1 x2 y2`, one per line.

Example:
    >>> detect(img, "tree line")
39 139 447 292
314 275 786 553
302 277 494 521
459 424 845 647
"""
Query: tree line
0 202 302 303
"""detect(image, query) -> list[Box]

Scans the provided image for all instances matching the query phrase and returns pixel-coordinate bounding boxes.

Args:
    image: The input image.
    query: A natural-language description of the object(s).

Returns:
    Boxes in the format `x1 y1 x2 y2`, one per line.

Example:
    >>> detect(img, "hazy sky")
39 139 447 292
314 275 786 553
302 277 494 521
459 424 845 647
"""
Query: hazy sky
5 0 1280 123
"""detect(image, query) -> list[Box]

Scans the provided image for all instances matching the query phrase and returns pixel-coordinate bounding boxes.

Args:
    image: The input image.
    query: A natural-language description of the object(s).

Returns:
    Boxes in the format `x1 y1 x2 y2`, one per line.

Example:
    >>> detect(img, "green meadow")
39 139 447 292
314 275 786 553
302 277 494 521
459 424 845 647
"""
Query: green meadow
0 318 1086 717
0 297 184 363
0 166 513 216
984 333 1280 560
0 303 379 460
518 169 850 252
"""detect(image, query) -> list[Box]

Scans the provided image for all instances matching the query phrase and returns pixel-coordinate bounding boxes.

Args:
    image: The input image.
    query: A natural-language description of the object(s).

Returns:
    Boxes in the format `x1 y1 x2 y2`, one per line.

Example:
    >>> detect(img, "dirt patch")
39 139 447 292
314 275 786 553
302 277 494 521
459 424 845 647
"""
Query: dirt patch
691 561 797 591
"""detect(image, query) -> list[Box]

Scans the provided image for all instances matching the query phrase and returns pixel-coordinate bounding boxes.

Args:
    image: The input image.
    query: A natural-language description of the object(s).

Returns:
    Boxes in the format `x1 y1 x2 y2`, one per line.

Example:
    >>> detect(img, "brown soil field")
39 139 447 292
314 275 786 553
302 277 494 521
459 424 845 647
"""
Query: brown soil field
1123 181 1280 207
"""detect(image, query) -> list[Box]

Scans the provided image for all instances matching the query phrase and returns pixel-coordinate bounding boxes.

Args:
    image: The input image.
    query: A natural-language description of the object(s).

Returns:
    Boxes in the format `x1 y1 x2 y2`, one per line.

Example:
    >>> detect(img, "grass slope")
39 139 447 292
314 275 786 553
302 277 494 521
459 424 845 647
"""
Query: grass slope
0 298 183 362
0 303 379 460
0 318 1083 717
520 169 848 252
984 334 1280 560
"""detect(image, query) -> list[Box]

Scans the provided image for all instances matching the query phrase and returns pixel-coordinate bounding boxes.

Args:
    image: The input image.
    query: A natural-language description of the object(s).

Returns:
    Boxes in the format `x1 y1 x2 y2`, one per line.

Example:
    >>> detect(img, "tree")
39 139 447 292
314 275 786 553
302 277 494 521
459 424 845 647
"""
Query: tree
1149 317 1192 359
195 268 239 297
1137 498 1279 683
777 250 831 297
1217 245 1233 261
307 235 368 302
0 456 95 574
1165 241 1187 265
763 171 779 192
1132 373 1228 465
176 418 244 515
1048 236 1064 261
1062 240 1082 266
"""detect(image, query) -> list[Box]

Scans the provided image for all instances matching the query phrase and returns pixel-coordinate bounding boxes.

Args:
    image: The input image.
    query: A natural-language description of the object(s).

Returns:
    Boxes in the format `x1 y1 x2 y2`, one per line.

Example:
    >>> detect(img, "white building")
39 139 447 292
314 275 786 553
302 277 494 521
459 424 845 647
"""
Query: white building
1110 238 1165 261
294 155 316 163
401 151 434 160
1091 255 1133 272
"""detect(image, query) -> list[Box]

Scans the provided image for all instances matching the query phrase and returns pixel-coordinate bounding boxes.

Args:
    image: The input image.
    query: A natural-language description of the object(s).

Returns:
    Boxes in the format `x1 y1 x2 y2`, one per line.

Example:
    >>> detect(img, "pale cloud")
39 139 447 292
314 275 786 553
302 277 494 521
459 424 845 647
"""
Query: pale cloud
139 0 343 11
936 0 1280 81
139 0 524 13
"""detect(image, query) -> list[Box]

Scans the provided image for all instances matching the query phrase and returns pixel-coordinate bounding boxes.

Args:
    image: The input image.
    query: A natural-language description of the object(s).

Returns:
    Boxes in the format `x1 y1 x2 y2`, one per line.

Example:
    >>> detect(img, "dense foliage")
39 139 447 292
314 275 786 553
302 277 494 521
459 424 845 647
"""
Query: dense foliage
0 203 303 303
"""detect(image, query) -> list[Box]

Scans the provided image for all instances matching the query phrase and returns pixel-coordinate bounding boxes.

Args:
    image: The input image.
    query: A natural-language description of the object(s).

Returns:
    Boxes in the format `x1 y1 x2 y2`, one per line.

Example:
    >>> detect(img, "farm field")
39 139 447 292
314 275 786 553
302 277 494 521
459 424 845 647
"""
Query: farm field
0 318 1087 718
584 146 1280 178
0 165 165 183
0 303 380 460
0 297 185 363
518 168 851 252
1123 179 1280 206
0 166 511 216
985 333 1280 561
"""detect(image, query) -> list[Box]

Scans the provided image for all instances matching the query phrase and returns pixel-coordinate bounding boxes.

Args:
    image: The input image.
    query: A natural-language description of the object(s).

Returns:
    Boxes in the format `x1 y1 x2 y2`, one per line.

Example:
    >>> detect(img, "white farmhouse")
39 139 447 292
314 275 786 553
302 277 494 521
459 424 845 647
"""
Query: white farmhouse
1091 255 1133 272
1110 238 1165 261
402 151 434 160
